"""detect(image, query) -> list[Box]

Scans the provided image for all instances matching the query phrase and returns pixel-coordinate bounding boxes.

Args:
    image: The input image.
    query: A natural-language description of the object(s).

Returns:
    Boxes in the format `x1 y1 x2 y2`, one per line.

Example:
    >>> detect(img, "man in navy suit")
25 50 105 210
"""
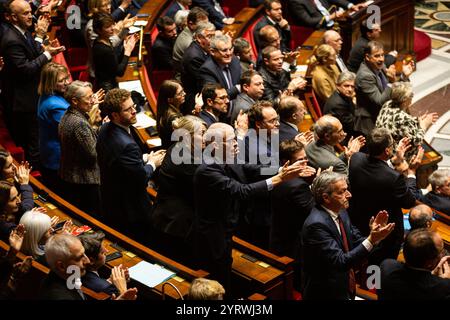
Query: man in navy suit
198 83 229 127
180 21 215 113
166 0 191 19
278 96 307 143
96 89 165 242
379 229 450 300
191 122 305 295
348 128 419 265
197 34 241 120
151 16 177 70
301 171 394 300
1 0 63 168
253 0 291 53
421 170 450 215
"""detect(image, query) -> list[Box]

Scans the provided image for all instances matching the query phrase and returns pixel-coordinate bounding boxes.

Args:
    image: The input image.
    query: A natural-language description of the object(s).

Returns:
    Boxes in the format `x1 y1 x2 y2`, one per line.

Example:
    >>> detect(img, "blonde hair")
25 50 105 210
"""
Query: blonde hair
88 0 109 16
38 63 69 96
390 82 413 109
19 211 52 258
310 44 336 66
188 278 225 300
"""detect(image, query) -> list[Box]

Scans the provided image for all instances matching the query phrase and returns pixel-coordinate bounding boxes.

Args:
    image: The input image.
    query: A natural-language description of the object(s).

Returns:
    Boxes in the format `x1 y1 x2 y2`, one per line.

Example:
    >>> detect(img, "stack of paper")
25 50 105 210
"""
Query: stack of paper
129 261 175 288
133 112 156 129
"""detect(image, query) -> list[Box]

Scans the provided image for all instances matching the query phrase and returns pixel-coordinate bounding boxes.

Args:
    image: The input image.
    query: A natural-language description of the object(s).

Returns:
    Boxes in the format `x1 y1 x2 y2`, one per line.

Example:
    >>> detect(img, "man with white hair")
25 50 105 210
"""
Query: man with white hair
40 233 137 300
422 170 450 215
323 30 347 72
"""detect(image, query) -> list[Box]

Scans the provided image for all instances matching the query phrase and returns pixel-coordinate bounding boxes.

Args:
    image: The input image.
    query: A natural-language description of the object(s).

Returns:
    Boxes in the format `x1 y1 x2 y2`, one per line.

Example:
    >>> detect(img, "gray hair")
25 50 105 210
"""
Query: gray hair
19 210 51 258
64 80 92 102
174 9 189 29
313 114 338 140
428 169 449 192
336 71 356 85
311 171 347 204
390 82 413 107
45 234 80 272
194 21 215 37
210 34 231 50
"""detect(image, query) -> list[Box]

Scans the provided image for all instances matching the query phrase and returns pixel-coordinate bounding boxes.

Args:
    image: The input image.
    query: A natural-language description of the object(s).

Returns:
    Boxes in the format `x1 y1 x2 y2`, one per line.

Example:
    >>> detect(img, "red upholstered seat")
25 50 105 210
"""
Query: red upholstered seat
290 25 314 50
242 17 262 61
414 29 431 62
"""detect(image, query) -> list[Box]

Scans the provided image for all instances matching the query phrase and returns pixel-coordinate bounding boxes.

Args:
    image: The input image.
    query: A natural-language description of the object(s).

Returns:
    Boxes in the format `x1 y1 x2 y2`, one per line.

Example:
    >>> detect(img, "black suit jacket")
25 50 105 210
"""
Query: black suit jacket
192 0 225 29
151 34 175 70
379 259 450 300
39 272 85 300
288 0 351 29
191 163 268 266
165 1 184 18
279 120 299 143
348 152 417 264
301 205 368 300
0 23 49 113
323 90 356 138
347 36 368 73
198 110 218 127
96 122 154 230
270 177 314 257
152 144 199 239
197 56 241 100
253 15 291 53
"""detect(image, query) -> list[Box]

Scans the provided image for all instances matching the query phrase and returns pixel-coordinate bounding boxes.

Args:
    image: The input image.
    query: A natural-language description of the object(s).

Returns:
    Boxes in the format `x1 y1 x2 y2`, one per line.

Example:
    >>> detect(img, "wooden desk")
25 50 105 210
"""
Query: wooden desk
25 173 208 299
223 6 264 39
296 30 324 68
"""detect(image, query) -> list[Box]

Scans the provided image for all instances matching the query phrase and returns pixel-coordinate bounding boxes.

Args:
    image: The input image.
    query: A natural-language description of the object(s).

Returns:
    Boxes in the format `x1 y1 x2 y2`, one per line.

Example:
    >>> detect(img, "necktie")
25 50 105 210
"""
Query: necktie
378 71 388 90
338 215 356 297
223 66 232 89
24 32 37 54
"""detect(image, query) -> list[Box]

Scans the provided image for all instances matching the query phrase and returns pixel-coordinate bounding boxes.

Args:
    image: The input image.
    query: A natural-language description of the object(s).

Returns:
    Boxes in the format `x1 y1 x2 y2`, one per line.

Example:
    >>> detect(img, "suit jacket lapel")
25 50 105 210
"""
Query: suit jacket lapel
320 207 345 248
213 60 229 89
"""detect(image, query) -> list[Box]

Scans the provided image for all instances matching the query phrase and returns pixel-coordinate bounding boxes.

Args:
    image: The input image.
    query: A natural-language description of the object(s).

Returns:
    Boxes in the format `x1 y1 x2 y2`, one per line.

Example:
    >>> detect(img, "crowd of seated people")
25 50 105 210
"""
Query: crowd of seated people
0 0 449 301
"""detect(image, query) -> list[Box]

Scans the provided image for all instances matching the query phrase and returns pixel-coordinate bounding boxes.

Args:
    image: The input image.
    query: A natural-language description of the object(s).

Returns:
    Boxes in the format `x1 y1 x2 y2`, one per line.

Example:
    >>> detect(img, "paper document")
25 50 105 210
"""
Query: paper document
119 80 144 97
147 137 162 147
133 112 156 129
134 20 148 27
128 26 141 34
129 261 175 288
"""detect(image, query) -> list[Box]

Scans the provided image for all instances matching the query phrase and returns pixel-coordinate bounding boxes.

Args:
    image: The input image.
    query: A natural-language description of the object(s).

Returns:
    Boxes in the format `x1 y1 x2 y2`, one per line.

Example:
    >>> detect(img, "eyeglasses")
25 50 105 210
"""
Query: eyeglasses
175 90 186 97
264 116 280 125
122 104 137 113
214 95 229 101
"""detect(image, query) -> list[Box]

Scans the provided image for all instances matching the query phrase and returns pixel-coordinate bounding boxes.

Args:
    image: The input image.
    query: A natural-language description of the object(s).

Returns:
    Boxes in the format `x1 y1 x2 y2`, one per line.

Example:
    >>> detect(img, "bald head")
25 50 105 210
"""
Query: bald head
9 0 32 29
409 204 434 230
313 115 346 146
204 123 237 162
260 25 280 49
323 30 342 53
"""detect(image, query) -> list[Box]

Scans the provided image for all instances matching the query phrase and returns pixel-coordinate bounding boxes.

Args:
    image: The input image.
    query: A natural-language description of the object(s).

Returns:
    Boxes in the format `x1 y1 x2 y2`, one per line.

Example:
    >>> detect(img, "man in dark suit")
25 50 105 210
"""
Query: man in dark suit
355 41 413 136
348 128 419 265
230 70 264 124
408 204 434 231
151 16 177 70
166 0 191 19
323 30 348 72
253 0 290 53
40 234 91 300
197 34 241 119
198 83 229 127
270 139 315 258
289 0 365 29
347 20 382 72
278 96 306 143
379 229 450 300
96 89 165 242
323 70 357 143
302 171 394 300
1 0 63 168
180 21 215 113
421 169 450 215
192 0 234 30
191 122 305 295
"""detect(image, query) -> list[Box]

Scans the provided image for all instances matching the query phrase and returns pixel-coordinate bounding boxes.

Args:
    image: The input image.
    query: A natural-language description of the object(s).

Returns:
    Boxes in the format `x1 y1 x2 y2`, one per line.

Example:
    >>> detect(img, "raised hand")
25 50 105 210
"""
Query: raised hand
368 221 395 245
148 149 166 168
431 256 450 279
402 60 415 78
110 266 127 294
15 161 31 185
391 137 411 165
9 224 26 252
93 88 105 105
298 165 316 178
31 207 47 214
62 220 73 234
124 34 139 56
283 51 299 65
44 39 65 56
419 112 439 130
35 14 51 38
222 17 235 25
344 135 365 159
294 131 314 146
0 56 4 71
408 146 424 172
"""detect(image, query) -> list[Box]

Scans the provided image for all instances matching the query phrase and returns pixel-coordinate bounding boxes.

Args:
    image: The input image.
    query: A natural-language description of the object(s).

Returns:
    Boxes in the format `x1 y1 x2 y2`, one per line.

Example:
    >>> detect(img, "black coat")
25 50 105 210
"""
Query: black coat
0 23 49 113
39 272 85 300
258 65 291 102
279 120 299 143
96 122 154 232
323 90 356 138
270 177 314 257
422 192 450 215
288 0 351 29
379 259 450 300
348 152 417 264
253 15 291 53
151 34 175 70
